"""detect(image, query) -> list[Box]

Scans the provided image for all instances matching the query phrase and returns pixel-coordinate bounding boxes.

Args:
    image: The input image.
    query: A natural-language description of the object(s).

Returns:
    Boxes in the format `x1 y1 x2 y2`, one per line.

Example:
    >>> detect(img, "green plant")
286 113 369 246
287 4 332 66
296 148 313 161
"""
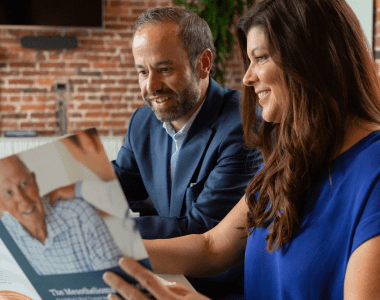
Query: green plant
174 0 253 86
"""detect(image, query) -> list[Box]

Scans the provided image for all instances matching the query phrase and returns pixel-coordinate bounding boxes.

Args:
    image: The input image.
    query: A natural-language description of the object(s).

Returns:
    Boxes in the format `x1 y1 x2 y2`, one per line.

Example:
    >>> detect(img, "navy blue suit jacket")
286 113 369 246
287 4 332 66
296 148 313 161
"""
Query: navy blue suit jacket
112 78 262 239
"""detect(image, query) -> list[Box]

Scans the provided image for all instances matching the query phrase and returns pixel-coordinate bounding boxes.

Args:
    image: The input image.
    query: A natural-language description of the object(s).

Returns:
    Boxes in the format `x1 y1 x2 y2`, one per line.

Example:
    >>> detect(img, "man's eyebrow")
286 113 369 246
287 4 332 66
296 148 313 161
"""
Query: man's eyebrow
135 60 174 69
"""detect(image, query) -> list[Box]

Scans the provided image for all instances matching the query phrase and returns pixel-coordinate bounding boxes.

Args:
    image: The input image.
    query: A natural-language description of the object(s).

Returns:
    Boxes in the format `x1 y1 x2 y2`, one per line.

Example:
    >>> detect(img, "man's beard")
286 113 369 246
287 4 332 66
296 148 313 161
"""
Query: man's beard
144 75 201 122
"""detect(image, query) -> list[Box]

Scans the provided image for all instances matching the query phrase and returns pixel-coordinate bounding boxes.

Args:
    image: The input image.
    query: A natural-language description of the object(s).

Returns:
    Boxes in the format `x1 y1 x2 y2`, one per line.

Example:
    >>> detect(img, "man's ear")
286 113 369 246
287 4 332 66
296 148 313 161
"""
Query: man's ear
198 49 212 79
30 172 37 184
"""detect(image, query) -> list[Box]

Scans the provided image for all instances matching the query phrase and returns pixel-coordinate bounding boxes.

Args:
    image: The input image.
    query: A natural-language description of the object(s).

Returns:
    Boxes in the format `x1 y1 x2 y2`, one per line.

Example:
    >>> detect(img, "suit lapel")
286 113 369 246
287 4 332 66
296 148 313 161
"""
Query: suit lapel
169 78 225 217
150 125 171 216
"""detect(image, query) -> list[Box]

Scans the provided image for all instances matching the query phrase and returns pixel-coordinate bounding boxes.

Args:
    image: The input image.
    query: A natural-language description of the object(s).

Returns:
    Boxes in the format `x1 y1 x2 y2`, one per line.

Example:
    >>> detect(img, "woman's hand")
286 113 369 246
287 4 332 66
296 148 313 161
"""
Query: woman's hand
103 257 211 300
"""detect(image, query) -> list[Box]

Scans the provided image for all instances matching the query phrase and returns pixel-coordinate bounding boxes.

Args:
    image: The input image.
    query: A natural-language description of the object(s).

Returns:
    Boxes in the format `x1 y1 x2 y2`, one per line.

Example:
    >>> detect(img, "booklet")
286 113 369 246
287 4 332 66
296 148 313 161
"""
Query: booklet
0 128 151 300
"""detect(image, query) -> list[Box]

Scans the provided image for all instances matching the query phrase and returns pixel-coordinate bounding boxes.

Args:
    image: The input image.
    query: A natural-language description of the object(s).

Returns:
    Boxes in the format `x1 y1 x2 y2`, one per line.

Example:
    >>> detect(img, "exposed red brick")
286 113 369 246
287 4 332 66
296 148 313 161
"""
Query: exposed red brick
132 9 145 15
21 122 45 128
120 17 138 23
23 71 49 76
69 113 83 118
36 78 55 86
103 71 127 76
105 16 118 22
118 79 138 85
1 88 21 93
9 62 36 68
49 54 60 60
105 40 130 47
78 103 102 109
49 71 76 76
1 113 27 119
85 112 110 117
20 104 46 111
96 129 110 135
1 71 21 76
39 62 66 68
78 87 101 93
74 96 86 101
0 0 246 137
105 24 128 30
8 30 36 37
70 79 89 85
131 103 145 109
111 112 133 118
80 40 105 46
0 105 16 111
118 33 133 38
103 87 127 93
36 96 48 102
91 48 118 54
69 63 91 68
0 121 18 127
75 121 101 128
1 38 20 44
92 32 116 38
93 63 117 69
106 7 130 15
110 1 133 7
91 79 116 84
104 121 126 127
104 103 128 109
9 79 34 85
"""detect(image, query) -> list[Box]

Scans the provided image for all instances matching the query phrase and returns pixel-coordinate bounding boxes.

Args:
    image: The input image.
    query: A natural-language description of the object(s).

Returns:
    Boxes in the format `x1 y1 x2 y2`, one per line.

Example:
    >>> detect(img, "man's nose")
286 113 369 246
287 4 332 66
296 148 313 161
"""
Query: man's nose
146 72 163 93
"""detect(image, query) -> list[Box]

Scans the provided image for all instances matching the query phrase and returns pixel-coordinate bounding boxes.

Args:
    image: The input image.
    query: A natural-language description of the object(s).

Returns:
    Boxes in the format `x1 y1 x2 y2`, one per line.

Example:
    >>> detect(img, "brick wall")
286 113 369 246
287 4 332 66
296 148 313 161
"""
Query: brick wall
0 0 245 137
1 1 376 137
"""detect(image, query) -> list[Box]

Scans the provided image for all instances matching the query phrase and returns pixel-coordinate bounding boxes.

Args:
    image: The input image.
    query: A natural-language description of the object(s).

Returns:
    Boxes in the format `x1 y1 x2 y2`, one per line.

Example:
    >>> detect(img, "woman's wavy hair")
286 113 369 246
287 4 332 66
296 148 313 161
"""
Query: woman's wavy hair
237 0 380 252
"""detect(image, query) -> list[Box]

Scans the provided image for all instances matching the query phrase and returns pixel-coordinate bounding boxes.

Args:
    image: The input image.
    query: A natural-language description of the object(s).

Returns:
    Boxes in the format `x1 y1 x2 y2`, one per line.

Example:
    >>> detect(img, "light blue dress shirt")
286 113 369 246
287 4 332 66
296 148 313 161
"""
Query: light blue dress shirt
163 101 205 181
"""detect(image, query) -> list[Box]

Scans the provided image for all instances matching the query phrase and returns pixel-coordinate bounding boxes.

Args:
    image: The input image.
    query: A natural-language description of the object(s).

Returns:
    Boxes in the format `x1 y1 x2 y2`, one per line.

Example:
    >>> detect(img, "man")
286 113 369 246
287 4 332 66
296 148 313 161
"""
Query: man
113 7 262 239
110 7 261 299
0 155 122 276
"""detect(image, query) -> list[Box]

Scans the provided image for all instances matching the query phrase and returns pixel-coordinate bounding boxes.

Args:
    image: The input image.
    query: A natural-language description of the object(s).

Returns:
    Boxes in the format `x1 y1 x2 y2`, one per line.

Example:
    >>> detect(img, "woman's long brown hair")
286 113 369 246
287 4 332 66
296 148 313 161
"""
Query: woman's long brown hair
237 0 380 252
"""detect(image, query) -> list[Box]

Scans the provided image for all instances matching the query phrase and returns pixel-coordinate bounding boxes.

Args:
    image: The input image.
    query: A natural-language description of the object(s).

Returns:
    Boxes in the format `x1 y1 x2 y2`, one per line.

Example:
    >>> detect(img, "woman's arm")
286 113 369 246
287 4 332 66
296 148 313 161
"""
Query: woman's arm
145 195 249 278
344 234 380 299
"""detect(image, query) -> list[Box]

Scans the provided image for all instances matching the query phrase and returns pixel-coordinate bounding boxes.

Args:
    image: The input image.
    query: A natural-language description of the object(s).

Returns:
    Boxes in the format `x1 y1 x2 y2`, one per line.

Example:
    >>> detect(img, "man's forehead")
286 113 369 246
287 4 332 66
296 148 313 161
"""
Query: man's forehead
0 157 29 182
132 22 180 48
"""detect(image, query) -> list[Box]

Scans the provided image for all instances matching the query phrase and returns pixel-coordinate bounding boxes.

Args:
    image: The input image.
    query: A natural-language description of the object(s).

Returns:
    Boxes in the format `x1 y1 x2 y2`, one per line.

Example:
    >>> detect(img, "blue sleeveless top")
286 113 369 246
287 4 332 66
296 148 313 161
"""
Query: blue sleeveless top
245 131 380 300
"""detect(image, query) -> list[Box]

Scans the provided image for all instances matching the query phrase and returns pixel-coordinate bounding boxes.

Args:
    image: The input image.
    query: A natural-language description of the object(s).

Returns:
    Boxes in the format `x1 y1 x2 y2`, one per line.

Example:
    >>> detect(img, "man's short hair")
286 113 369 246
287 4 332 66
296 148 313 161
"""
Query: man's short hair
133 6 216 77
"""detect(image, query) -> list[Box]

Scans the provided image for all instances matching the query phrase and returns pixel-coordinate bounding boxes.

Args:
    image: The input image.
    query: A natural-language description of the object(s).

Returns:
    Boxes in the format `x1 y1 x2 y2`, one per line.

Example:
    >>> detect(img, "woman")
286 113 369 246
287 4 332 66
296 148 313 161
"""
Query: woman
103 0 380 299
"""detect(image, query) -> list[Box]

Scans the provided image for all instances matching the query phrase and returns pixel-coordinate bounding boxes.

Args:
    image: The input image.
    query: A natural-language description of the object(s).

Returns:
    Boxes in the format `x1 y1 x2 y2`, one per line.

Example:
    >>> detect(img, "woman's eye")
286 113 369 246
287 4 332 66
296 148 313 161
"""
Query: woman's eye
255 55 268 62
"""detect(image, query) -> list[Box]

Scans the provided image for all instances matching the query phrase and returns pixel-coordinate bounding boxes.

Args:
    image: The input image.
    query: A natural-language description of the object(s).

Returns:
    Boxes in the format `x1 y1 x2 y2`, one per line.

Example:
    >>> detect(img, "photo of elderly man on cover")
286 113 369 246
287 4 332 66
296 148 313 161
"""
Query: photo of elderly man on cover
0 129 147 276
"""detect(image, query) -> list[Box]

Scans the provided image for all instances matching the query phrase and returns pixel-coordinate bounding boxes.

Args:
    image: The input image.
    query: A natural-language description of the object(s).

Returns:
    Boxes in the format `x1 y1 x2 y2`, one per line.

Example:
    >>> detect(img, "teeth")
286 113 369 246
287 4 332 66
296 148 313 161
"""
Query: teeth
154 97 170 103
258 91 270 100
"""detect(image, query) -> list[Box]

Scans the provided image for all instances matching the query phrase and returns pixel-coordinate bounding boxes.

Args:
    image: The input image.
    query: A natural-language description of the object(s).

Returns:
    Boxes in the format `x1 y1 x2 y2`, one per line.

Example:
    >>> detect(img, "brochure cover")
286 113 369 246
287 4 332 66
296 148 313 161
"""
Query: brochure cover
0 128 150 300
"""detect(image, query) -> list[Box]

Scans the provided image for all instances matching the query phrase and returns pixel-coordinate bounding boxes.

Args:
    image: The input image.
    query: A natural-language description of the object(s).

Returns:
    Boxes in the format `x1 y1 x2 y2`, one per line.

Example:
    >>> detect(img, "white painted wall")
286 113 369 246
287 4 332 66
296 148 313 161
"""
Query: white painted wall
346 0 373 48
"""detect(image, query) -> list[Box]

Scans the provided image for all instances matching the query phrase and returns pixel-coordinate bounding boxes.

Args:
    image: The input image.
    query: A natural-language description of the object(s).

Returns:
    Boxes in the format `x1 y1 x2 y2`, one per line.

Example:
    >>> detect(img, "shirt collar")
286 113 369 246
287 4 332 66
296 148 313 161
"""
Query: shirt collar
163 98 205 137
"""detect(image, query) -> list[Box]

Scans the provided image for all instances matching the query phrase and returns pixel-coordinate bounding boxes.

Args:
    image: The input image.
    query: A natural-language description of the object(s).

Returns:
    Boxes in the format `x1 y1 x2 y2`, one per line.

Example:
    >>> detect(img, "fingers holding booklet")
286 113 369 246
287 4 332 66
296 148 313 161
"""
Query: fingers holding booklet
0 128 151 300
103 257 209 300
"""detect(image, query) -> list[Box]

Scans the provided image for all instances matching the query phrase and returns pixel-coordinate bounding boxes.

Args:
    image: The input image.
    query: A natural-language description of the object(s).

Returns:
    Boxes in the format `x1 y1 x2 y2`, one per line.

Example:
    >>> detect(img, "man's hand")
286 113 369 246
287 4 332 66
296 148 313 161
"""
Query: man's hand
61 131 116 182
44 183 76 204
103 257 211 300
